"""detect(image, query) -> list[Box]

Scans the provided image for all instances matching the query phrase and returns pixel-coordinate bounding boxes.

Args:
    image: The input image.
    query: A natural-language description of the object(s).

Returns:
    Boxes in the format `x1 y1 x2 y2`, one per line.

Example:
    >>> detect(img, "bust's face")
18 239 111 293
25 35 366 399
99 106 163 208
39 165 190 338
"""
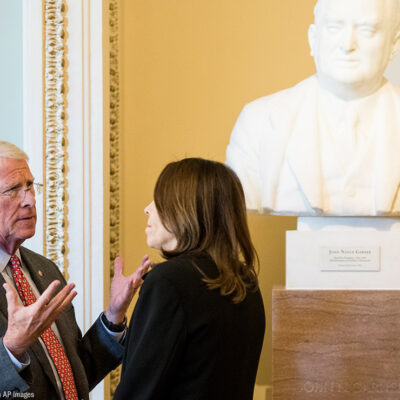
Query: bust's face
309 0 399 97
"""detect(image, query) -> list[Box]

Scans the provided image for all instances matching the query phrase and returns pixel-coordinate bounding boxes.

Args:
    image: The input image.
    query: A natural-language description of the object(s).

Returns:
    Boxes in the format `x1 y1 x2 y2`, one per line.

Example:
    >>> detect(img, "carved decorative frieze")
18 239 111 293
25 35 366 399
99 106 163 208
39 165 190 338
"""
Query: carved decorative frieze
109 0 122 396
43 1 122 396
44 0 68 276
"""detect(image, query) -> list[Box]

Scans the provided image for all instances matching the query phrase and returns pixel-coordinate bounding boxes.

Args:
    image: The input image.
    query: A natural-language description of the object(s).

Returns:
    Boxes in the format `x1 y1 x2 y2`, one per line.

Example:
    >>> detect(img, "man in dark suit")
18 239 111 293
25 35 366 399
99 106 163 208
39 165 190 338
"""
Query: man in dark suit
0 141 150 399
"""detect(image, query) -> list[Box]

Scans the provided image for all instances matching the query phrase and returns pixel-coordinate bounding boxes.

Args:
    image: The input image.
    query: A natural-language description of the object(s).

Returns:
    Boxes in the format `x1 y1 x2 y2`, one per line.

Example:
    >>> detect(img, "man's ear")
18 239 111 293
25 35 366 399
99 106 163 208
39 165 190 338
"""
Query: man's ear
390 30 400 61
308 24 317 57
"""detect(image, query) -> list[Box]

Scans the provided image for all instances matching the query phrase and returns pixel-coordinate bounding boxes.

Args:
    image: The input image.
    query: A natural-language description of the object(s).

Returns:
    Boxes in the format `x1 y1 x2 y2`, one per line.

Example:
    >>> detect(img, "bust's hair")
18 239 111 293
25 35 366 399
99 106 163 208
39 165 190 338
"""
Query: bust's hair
0 141 28 161
314 0 400 33
154 157 259 303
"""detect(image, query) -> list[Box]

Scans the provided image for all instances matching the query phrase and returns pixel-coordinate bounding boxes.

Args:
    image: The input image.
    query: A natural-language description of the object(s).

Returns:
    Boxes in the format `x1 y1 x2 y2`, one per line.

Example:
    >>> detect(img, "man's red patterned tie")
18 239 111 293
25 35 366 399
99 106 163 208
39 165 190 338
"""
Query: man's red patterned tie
10 255 79 400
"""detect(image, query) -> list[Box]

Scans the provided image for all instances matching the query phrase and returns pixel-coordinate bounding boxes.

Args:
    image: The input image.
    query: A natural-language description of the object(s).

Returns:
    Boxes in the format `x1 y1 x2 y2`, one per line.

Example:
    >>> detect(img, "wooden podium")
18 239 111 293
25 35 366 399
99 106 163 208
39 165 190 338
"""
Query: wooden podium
272 288 400 400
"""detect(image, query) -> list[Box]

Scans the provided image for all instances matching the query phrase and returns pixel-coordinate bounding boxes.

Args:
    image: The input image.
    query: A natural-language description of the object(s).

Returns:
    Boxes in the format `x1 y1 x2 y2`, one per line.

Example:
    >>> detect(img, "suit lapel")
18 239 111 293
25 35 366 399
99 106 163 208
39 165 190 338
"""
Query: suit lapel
0 273 8 322
0 274 7 317
19 247 86 398
18 247 62 395
19 248 56 294
285 78 325 212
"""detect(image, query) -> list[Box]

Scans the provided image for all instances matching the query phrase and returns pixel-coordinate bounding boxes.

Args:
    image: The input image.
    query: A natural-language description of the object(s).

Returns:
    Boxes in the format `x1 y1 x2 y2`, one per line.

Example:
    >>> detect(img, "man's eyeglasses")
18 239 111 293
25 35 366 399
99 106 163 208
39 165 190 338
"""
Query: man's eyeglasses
0 182 44 200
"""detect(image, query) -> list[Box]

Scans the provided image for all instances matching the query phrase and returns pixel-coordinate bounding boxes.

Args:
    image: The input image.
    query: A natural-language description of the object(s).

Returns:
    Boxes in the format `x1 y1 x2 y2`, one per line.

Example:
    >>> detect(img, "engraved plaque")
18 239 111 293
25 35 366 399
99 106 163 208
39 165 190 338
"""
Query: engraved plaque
320 246 380 272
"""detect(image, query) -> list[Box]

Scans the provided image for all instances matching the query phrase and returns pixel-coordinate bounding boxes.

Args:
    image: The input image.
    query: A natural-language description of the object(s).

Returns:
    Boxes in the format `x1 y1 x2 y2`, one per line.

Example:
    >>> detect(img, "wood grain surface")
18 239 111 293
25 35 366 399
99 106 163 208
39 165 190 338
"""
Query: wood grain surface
273 289 400 400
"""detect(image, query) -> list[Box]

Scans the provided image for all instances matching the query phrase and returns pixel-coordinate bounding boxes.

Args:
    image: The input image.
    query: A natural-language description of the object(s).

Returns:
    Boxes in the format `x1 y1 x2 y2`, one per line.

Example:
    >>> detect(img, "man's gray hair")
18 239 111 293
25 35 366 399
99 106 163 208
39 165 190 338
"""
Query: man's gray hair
314 0 400 32
0 141 29 161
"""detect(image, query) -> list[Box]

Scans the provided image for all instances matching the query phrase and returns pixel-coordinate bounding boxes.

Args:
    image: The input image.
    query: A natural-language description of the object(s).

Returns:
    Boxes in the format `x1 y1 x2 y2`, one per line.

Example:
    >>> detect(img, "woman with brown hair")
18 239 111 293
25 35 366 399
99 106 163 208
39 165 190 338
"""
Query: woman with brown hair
114 158 265 400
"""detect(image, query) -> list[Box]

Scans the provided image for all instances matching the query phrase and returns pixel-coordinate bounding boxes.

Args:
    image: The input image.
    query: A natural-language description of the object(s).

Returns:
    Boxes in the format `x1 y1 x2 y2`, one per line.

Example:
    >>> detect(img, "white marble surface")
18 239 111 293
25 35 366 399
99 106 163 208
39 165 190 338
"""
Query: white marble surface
287 222 400 289
297 216 400 231
227 0 400 216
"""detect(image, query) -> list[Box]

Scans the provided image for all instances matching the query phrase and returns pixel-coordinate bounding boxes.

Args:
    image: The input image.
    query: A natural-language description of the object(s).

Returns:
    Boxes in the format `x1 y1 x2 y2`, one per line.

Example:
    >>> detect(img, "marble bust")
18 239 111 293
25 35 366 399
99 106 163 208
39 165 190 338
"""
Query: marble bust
226 0 400 216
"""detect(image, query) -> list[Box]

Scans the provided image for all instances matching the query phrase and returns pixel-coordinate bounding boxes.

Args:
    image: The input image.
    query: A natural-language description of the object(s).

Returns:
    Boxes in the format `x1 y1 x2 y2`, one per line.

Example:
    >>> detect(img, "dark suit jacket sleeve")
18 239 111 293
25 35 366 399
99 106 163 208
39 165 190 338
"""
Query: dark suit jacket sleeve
0 337 31 393
0 313 123 397
114 271 186 400
75 314 125 391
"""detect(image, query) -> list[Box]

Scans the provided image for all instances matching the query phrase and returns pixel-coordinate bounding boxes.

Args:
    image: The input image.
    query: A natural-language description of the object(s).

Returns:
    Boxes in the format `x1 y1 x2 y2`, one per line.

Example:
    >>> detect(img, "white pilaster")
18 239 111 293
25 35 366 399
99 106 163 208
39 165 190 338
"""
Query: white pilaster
23 1 110 399
65 1 109 398
22 0 44 254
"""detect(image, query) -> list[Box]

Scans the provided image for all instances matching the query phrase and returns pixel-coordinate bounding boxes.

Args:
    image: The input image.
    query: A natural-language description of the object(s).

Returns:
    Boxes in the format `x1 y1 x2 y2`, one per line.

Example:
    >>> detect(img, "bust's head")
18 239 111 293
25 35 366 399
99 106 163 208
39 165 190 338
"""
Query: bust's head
308 0 400 99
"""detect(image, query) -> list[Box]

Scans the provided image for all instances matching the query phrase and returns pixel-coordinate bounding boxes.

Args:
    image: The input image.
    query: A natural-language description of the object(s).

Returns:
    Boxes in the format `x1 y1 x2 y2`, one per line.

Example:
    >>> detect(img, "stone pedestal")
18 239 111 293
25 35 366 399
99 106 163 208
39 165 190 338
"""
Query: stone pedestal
272 289 400 400
286 230 400 289
287 217 400 289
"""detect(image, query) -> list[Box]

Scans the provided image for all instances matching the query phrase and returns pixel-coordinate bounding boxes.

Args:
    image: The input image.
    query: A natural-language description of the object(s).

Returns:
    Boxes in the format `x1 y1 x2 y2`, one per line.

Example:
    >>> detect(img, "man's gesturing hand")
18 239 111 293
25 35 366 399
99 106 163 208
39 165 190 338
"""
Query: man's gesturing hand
105 255 151 325
2 281 77 359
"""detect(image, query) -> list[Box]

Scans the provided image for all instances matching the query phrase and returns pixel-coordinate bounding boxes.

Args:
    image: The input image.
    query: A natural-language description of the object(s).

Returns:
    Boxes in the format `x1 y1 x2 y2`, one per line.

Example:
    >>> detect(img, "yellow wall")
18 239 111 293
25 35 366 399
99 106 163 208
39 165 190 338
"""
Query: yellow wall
120 0 316 393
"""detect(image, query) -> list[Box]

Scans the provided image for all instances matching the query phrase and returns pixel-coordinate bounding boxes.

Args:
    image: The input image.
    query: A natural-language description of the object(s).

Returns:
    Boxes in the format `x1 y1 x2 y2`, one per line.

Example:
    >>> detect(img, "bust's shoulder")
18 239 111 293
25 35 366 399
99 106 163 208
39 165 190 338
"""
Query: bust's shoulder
242 75 316 116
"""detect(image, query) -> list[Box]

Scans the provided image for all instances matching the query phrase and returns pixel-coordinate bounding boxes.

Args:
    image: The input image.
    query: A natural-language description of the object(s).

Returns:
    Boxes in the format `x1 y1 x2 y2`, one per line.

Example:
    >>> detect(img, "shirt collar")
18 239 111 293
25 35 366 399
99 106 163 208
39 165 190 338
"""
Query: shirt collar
318 79 389 128
0 247 22 274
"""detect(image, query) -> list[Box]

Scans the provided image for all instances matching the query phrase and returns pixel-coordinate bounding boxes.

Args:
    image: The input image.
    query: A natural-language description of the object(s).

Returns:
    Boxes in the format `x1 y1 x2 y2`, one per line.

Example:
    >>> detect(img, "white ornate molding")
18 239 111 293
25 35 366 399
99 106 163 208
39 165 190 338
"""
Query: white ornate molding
23 1 121 398
23 1 68 271
44 0 68 276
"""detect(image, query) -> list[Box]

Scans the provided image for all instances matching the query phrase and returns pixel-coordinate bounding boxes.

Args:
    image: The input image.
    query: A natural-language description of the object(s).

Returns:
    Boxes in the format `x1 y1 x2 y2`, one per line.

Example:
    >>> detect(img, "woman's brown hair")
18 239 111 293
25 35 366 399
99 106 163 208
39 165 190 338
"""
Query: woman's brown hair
154 158 258 303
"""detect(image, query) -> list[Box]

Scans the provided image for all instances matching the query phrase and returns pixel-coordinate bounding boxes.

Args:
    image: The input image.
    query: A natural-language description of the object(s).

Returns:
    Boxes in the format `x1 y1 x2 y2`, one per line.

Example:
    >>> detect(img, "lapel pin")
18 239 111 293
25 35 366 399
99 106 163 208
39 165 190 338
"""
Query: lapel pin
38 270 44 277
